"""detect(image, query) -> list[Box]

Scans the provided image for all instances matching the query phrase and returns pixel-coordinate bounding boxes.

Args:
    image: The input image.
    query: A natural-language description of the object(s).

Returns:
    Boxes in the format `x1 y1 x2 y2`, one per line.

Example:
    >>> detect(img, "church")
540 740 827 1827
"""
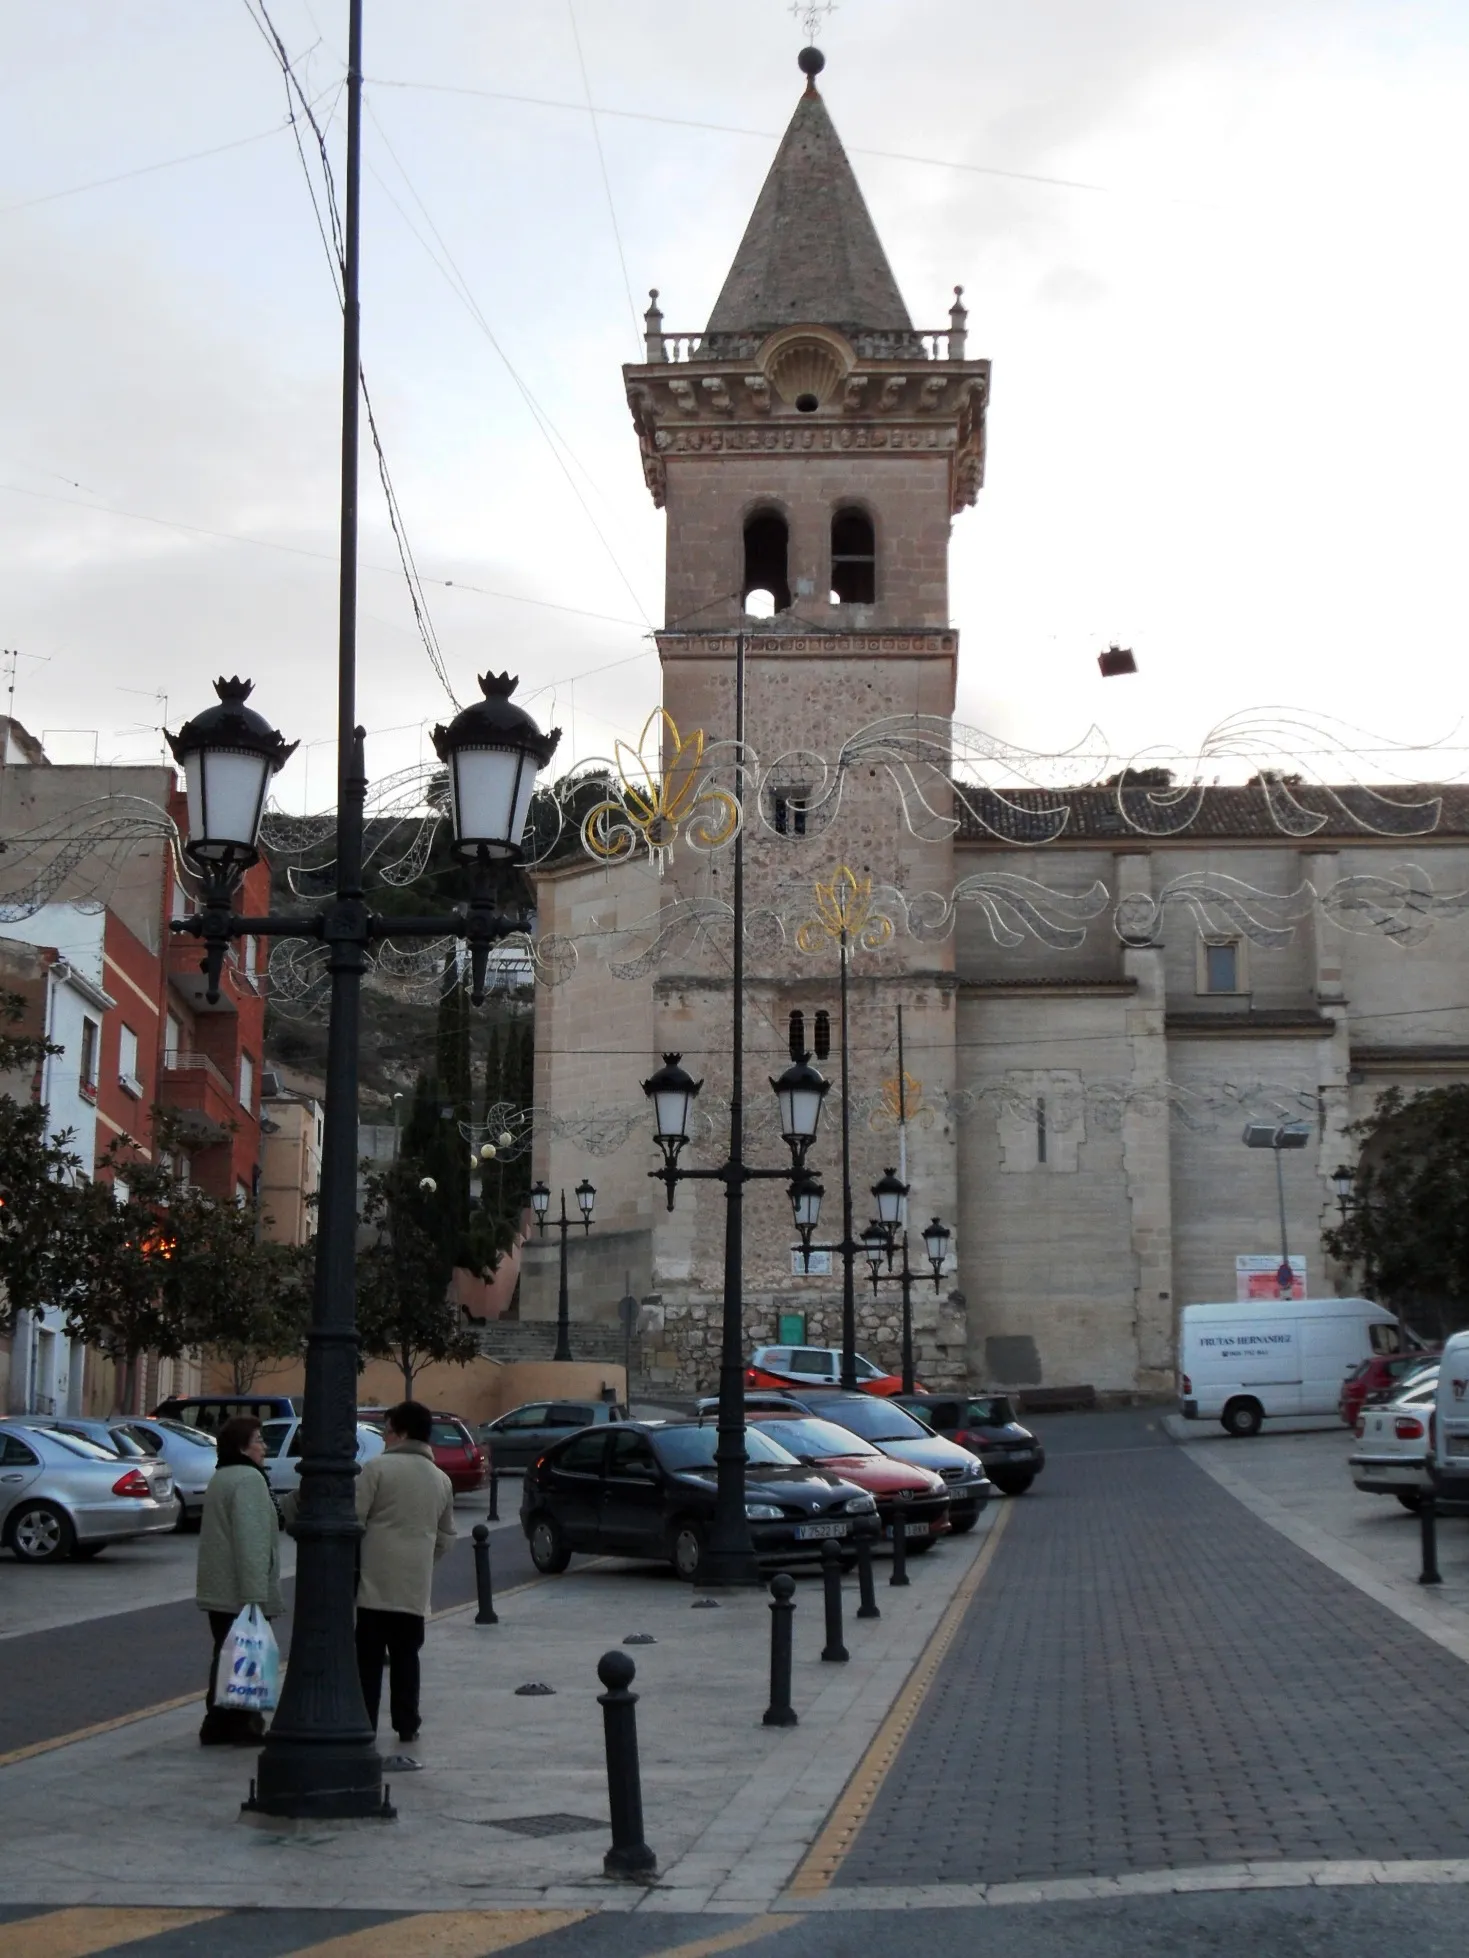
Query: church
522 48 1469 1398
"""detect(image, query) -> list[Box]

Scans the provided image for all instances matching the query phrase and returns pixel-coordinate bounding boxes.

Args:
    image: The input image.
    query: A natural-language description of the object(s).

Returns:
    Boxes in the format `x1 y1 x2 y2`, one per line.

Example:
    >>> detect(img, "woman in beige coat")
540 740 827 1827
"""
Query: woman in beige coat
354 1400 455 1746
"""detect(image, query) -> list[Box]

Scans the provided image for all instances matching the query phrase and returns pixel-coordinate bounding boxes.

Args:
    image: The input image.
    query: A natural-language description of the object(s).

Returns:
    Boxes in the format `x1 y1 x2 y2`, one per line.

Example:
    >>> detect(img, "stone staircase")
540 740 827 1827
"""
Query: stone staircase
473 1320 633 1368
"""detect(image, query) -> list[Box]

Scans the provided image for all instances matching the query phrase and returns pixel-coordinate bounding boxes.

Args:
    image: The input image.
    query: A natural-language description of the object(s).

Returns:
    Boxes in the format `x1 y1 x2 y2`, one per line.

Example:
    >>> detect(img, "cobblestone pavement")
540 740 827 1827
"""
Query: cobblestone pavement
839 1409 1469 1887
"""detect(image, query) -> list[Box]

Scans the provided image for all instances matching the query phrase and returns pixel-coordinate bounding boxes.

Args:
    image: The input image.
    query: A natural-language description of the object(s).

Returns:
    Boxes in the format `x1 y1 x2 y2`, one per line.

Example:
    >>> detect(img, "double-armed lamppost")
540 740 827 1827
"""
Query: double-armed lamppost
161 0 562 1824
854 1167 951 1396
641 1047 829 1582
529 1176 597 1362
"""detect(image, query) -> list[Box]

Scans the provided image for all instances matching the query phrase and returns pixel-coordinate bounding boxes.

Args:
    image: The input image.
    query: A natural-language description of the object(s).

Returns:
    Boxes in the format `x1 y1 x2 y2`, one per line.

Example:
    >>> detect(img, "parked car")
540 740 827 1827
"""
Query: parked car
23 1416 178 1515
1339 1350 1441 1430
1433 1331 1469 1504
0 1420 178 1562
479 1398 628 1470
732 1391 993 1532
520 1419 878 1582
153 1392 300 1434
745 1346 914 1397
32 1414 216 1527
744 1414 950 1545
894 1392 1046 1496
359 1407 487 1495
257 1415 385 1498
1348 1371 1438 1510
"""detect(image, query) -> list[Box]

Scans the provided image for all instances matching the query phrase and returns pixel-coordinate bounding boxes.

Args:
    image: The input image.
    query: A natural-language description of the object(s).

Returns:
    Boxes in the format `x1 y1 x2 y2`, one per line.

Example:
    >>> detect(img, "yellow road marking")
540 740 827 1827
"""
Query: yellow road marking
283 1910 587 1957
641 1915 794 1958
1 1907 224 1957
786 1500 1015 1897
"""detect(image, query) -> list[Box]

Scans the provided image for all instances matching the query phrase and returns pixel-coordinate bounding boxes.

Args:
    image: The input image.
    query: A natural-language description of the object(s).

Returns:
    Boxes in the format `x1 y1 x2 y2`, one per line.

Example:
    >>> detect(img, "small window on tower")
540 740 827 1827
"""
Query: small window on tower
813 1010 831 1061
743 509 791 615
769 785 809 837
788 1010 806 1060
830 506 876 605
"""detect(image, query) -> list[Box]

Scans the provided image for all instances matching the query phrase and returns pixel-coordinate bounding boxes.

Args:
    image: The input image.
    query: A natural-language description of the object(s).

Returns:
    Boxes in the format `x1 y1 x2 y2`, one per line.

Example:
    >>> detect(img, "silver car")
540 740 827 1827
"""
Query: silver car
24 1416 178 1517
0 1421 178 1562
111 1417 218 1527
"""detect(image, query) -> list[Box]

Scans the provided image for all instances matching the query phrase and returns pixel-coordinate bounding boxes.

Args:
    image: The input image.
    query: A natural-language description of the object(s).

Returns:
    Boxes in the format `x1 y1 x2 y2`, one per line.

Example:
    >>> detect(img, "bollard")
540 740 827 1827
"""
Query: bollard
763 1572 798 1726
854 1534 880 1620
597 1652 657 1879
889 1511 910 1588
487 1463 500 1523
1420 1493 1443 1586
472 1523 499 1625
820 1541 848 1662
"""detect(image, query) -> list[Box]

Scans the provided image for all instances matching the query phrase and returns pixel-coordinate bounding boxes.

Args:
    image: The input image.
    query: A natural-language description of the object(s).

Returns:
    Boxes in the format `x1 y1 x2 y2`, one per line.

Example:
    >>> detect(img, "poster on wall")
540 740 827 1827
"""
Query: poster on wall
1236 1254 1307 1302
791 1249 833 1277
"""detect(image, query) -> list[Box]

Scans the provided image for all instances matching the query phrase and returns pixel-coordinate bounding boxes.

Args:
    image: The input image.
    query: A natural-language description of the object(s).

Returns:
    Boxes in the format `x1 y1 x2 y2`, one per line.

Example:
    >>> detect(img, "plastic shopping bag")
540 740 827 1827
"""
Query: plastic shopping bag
216 1603 281 1713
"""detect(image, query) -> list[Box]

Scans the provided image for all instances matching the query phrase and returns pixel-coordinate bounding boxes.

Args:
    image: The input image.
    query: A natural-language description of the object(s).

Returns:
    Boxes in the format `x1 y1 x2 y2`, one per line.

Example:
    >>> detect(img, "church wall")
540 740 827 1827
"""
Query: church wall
661 454 952 631
1327 842 1469 1044
953 845 1123 985
1151 846 1318 1009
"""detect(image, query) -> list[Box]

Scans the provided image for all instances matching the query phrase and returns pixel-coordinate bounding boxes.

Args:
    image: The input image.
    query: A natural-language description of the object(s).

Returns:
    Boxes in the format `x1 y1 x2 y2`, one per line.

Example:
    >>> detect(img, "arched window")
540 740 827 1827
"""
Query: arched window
743 509 791 615
813 1009 831 1061
788 1010 806 1061
830 506 875 605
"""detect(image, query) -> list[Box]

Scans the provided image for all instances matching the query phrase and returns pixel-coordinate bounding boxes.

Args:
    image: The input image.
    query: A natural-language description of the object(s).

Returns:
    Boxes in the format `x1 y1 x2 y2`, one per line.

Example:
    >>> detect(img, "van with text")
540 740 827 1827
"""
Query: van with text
1179 1297 1404 1436
1430 1329 1469 1501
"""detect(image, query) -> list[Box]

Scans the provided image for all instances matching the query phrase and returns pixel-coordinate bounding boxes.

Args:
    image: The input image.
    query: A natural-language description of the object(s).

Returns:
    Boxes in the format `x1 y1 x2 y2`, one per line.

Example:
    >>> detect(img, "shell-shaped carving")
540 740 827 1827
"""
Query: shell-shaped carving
763 334 851 409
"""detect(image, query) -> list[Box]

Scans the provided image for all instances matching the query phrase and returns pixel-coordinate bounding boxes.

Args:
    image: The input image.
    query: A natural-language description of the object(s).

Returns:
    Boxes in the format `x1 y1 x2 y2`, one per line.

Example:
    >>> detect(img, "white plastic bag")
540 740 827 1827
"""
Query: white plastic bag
216 1603 280 1712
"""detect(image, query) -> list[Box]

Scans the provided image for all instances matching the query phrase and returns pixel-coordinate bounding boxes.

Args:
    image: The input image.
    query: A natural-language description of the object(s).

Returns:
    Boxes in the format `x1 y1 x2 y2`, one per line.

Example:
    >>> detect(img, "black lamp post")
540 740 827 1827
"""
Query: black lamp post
806 1167 949 1397
530 1177 597 1362
164 0 560 1823
1331 1163 1357 1219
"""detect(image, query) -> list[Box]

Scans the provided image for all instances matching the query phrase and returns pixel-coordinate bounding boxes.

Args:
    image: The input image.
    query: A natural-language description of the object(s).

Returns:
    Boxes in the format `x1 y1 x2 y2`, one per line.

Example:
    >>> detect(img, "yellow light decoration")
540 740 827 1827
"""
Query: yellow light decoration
879 1070 924 1123
581 709 740 871
795 865 895 955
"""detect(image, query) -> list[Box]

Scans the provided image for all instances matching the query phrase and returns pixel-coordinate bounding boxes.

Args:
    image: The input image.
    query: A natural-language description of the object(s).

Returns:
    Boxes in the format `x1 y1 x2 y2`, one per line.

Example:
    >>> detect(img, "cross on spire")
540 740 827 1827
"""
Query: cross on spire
789 0 837 42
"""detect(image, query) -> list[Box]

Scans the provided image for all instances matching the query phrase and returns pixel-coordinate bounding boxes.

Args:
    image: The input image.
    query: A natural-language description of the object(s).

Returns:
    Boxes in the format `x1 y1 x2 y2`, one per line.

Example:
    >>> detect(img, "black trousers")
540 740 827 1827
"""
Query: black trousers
201 1609 266 1743
356 1607 425 1739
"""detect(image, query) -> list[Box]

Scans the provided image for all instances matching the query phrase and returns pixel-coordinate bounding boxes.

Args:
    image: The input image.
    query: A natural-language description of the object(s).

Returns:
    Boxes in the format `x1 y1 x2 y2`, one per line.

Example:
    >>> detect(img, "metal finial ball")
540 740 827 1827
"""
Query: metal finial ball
798 45 825 78
598 1649 636 1691
771 1572 796 1601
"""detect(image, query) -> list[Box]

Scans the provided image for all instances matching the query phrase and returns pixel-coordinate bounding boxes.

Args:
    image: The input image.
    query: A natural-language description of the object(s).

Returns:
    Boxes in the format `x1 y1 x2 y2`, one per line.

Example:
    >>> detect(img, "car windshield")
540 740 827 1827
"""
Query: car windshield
653 1426 799 1471
154 1420 217 1449
753 1417 882 1459
819 1399 928 1442
28 1426 117 1461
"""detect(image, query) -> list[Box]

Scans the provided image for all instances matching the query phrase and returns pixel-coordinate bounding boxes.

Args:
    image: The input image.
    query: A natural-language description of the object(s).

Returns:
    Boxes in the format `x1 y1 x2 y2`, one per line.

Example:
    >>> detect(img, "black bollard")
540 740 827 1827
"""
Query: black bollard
854 1533 880 1619
889 1511 910 1588
488 1463 500 1523
597 1652 657 1879
472 1523 499 1625
1420 1493 1443 1586
763 1572 798 1726
820 1541 848 1662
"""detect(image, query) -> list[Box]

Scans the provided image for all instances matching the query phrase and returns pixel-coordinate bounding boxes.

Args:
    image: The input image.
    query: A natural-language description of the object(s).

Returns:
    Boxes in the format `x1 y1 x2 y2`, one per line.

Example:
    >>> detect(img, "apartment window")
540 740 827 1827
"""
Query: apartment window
118 1024 142 1097
79 1018 100 1100
165 1013 183 1065
1197 936 1247 996
239 1052 255 1113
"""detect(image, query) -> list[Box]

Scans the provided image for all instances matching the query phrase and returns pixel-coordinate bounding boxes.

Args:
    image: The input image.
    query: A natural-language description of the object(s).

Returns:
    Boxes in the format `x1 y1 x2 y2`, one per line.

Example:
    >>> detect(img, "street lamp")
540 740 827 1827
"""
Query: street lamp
162 0 561 1827
859 1167 950 1395
1332 1163 1357 1218
771 1056 829 1165
1243 1122 1312 1297
533 1178 597 1362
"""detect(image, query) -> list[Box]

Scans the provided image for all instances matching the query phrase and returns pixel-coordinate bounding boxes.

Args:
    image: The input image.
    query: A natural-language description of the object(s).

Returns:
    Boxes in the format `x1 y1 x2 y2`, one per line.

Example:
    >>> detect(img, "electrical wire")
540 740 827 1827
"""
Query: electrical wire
0 123 297 217
566 0 644 352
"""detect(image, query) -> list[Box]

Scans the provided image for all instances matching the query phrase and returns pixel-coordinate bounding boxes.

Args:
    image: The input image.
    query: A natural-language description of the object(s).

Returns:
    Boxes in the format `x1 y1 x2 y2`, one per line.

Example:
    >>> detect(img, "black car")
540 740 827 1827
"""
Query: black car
704 1390 994 1533
895 1393 1045 1496
479 1398 628 1470
519 1420 878 1582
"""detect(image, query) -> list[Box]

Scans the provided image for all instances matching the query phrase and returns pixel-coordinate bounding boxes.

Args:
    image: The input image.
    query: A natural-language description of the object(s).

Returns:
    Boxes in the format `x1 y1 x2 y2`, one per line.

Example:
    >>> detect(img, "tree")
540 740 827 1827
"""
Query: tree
1323 1085 1469 1342
0 992 89 1338
196 1237 315 1392
357 1157 479 1396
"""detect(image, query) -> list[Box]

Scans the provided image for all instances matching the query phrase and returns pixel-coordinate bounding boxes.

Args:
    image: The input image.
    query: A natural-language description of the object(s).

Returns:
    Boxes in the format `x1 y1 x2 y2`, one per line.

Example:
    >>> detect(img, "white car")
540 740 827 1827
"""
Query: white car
1348 1371 1438 1510
258 1415 385 1497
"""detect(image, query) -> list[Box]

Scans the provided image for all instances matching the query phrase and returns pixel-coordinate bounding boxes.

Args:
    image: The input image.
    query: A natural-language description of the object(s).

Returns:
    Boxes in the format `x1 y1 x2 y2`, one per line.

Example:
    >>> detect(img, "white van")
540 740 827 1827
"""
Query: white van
1431 1330 1469 1501
1179 1297 1403 1436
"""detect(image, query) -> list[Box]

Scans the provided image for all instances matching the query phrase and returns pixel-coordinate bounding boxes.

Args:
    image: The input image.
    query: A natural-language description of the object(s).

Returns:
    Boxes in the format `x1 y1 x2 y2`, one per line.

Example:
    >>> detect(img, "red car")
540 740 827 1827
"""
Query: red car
1338 1351 1439 1429
745 1413 951 1545
744 1345 918 1398
358 1407 488 1495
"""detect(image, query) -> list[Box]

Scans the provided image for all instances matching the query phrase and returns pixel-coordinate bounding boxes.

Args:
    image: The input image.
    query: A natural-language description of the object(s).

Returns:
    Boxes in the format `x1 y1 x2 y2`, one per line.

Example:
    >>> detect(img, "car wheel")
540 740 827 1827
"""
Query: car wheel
9 1501 76 1564
1221 1398 1264 1438
991 1474 1035 1497
1396 1491 1425 1512
670 1519 707 1582
527 1515 571 1574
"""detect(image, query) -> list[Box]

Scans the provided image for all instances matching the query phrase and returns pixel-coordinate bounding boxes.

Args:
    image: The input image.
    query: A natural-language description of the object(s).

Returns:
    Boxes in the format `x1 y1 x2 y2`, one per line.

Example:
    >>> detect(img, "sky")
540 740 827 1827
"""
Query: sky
2 0 1468 813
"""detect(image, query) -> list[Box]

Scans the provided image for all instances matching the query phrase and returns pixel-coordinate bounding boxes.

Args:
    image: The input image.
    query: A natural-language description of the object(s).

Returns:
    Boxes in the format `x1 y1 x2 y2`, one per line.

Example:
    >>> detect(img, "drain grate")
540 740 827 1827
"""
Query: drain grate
486 1812 605 1838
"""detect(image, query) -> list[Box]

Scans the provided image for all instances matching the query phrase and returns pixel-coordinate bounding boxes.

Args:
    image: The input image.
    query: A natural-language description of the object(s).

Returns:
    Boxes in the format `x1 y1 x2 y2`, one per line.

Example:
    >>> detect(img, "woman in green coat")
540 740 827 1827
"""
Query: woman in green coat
195 1414 282 1746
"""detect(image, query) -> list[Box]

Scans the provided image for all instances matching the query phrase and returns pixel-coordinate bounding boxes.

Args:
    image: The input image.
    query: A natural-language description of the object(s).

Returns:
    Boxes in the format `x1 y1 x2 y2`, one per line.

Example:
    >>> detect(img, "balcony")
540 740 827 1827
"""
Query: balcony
159 1052 235 1143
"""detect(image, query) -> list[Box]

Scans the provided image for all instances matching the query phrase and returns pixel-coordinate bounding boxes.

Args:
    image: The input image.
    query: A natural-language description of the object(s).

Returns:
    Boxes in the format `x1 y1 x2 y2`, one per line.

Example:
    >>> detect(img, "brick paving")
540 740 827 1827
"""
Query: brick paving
840 1413 1469 1886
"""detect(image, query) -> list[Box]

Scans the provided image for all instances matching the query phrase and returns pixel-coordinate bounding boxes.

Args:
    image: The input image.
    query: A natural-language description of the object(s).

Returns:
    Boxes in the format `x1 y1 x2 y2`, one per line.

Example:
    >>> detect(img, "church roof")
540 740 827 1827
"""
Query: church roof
955 783 1469 846
705 60 913 344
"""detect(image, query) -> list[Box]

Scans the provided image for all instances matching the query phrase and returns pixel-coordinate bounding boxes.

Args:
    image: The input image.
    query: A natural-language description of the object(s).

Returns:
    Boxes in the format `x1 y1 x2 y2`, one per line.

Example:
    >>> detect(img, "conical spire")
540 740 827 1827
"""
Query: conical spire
705 50 913 345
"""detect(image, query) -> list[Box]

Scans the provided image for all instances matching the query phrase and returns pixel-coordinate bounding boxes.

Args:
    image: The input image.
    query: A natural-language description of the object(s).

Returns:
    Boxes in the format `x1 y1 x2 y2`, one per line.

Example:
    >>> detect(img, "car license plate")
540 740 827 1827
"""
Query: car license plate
1008 1449 1034 1461
155 1475 173 1497
795 1521 848 1541
1447 1434 1469 1459
887 1519 930 1538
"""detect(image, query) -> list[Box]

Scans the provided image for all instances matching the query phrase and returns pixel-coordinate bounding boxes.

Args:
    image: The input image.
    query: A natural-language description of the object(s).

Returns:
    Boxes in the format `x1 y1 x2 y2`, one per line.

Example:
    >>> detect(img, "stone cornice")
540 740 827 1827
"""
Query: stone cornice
657 629 957 662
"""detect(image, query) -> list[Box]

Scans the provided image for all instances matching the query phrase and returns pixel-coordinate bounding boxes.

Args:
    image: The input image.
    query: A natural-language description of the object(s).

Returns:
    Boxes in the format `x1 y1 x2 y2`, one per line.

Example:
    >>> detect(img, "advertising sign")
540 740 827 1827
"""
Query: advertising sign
1235 1254 1307 1302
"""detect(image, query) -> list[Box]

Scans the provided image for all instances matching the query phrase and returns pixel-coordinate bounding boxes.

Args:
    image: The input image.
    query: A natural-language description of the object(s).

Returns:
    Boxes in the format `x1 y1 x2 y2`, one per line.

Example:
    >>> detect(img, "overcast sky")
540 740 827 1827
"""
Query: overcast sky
2 0 1467 812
